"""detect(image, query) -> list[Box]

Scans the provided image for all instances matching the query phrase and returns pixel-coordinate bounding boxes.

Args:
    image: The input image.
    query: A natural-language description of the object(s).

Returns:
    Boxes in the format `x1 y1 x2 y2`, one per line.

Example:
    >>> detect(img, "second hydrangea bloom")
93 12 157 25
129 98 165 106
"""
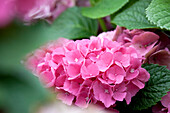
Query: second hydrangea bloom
25 28 157 108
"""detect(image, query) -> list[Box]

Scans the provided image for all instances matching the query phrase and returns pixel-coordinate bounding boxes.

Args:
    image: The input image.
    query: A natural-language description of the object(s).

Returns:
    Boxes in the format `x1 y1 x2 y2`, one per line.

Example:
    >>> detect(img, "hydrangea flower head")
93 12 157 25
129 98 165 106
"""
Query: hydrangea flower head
25 29 153 108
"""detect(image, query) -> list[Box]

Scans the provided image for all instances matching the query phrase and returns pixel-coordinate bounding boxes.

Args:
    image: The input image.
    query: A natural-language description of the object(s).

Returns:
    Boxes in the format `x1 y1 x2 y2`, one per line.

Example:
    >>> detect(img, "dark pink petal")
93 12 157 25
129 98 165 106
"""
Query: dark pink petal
132 32 159 56
152 103 166 113
149 49 170 70
55 74 66 88
132 32 159 46
161 91 170 108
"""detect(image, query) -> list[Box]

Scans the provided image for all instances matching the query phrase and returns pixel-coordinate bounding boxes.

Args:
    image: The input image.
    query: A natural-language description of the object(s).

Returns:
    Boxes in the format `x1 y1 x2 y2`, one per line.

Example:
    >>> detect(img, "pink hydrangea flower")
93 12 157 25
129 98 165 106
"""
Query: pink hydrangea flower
149 48 170 70
100 26 160 57
25 29 151 108
0 0 75 27
161 91 170 113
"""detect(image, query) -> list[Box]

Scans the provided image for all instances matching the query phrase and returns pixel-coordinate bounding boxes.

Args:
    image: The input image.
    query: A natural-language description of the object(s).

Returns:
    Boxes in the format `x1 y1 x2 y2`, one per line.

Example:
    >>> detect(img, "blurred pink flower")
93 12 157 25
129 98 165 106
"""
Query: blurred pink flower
0 0 75 27
0 0 15 27
25 28 150 109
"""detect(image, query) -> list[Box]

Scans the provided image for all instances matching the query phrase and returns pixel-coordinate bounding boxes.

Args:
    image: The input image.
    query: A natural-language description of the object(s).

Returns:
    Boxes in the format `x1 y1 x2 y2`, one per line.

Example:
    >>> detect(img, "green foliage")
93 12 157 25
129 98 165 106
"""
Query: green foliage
0 22 55 69
50 7 98 39
129 64 170 110
0 71 51 113
146 0 170 30
89 0 101 6
111 0 157 29
81 0 128 19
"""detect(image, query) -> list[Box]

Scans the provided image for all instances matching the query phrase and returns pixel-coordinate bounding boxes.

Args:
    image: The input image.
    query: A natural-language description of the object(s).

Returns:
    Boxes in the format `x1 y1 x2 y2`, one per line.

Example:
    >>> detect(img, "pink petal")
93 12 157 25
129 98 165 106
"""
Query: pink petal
114 52 130 67
96 52 114 72
39 70 55 88
113 92 126 101
67 63 81 79
81 59 99 79
149 49 170 70
132 79 145 89
161 91 170 108
106 65 126 84
88 38 102 51
57 91 74 106
65 50 84 64
126 68 139 80
132 32 159 46
99 93 116 108
137 68 150 82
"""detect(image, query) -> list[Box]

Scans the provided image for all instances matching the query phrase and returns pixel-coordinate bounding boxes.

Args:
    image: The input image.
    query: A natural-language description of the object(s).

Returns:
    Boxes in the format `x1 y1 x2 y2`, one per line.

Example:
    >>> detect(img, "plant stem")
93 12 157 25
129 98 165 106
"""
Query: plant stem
98 18 107 32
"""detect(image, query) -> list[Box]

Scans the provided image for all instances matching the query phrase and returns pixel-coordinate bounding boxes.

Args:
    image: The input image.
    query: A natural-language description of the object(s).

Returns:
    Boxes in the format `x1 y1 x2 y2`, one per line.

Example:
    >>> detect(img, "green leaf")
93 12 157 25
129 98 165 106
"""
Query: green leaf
129 64 170 110
50 7 98 38
146 0 170 30
81 0 129 19
111 0 157 29
89 0 101 6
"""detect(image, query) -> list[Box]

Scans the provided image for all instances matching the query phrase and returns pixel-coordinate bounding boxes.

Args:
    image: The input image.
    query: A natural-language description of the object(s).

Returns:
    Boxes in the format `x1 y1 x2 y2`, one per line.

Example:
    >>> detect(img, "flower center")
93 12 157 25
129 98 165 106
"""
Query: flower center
85 97 89 101
130 69 135 73
105 89 109 93
74 58 78 62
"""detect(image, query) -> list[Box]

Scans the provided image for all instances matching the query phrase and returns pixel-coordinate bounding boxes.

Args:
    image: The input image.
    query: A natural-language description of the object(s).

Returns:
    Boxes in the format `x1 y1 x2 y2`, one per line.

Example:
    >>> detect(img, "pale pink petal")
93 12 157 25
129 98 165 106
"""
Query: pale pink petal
39 70 56 88
57 91 75 106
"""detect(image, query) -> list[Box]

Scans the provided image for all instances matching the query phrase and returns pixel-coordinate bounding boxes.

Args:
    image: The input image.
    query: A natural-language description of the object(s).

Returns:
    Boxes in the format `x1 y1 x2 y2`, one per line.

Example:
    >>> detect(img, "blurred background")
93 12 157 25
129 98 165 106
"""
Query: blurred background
0 21 55 113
